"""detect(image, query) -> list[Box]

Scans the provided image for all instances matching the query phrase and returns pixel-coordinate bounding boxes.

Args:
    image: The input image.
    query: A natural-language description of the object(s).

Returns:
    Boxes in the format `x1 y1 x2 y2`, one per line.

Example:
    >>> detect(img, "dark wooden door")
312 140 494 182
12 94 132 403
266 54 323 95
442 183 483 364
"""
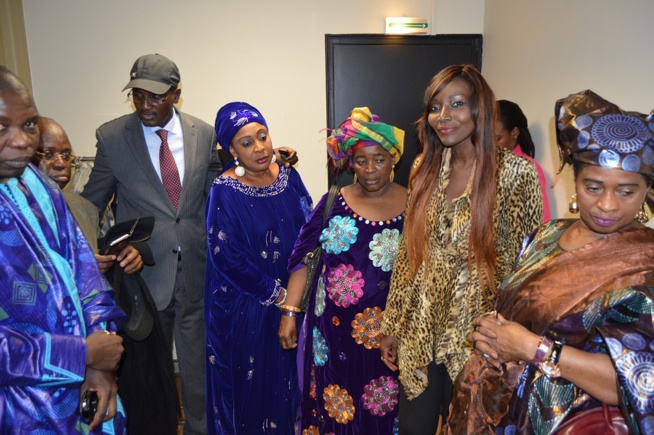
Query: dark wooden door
326 34 483 187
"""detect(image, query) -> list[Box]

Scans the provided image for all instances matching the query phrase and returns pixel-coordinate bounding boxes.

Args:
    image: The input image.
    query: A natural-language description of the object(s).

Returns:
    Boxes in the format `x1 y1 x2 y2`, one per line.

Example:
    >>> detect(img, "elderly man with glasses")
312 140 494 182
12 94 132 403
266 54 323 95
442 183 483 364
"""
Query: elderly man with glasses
34 117 143 274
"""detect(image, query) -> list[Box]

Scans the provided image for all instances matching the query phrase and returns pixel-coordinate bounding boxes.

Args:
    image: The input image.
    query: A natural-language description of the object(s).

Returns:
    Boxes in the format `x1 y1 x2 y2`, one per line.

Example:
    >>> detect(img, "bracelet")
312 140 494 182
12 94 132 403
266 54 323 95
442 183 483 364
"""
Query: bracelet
278 304 301 313
274 287 288 307
281 311 298 318
539 341 563 378
532 336 553 365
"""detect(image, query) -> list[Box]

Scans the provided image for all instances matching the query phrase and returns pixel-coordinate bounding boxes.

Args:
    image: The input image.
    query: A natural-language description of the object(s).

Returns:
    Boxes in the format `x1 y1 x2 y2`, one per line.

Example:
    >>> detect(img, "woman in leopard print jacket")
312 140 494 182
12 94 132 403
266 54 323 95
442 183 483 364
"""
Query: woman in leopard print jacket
379 64 543 434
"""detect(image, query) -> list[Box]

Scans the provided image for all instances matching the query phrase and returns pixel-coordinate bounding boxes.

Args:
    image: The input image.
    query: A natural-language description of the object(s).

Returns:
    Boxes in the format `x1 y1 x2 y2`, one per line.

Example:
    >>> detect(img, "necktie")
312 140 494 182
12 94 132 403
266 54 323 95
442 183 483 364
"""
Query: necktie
156 129 182 210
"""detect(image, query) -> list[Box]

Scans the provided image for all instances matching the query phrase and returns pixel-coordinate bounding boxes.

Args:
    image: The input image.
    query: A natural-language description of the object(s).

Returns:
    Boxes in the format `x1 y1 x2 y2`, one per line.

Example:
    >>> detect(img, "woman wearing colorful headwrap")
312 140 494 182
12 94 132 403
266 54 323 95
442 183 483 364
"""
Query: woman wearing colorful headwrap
379 65 543 434
446 90 654 434
284 107 406 434
205 102 312 434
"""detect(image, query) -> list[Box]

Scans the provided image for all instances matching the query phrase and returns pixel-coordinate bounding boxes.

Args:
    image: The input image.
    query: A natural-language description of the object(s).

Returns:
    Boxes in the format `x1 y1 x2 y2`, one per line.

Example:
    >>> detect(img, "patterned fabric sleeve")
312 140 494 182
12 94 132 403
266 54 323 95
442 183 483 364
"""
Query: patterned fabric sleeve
0 329 87 387
494 153 544 285
57 194 125 336
379 190 413 337
597 285 654 434
206 184 282 304
513 158 544 240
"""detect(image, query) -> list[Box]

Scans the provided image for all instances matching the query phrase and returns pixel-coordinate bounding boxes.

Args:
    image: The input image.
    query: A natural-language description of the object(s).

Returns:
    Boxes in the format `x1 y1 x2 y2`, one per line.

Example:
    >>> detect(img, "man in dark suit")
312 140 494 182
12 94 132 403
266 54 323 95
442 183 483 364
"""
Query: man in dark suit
82 54 219 435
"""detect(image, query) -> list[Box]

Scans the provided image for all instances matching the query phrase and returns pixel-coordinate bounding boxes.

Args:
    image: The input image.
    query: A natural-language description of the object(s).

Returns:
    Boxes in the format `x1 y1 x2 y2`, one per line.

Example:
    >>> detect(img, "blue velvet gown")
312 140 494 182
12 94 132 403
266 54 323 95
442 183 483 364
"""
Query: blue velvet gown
205 165 312 434
288 190 404 435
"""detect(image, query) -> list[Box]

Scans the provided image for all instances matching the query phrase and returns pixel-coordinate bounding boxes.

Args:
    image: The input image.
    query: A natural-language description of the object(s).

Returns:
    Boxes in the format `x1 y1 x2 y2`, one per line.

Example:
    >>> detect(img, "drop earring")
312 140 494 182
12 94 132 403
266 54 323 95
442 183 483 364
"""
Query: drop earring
569 193 579 214
235 158 245 177
390 165 395 183
353 174 358 185
271 154 277 164
635 202 649 223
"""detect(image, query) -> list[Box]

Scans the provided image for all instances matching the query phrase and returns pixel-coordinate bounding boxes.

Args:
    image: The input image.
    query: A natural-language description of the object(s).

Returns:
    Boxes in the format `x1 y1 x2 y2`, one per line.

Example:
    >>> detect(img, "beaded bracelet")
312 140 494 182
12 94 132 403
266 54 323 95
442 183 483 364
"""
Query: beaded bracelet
274 287 288 308
278 304 301 313
532 336 553 365
281 311 298 318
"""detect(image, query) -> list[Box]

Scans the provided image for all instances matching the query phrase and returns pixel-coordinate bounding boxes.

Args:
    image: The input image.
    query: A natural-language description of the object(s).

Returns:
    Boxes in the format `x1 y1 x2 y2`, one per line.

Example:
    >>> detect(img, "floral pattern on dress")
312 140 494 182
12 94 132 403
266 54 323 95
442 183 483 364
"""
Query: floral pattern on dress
326 263 365 308
368 228 401 272
320 215 359 255
351 306 384 349
310 364 317 400
313 327 329 367
323 384 355 424
314 276 326 317
362 376 400 416
302 426 319 435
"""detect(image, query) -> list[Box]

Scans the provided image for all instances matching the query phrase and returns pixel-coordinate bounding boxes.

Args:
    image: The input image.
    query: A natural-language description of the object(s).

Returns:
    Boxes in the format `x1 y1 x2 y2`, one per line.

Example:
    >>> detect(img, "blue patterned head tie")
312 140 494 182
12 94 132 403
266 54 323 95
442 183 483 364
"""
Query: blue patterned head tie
555 90 654 176
214 102 269 153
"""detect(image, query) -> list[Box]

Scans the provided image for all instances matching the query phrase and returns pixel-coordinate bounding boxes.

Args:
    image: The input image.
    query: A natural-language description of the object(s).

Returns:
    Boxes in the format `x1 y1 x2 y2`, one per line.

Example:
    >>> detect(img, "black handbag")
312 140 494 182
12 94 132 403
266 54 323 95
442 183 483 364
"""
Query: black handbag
299 185 339 312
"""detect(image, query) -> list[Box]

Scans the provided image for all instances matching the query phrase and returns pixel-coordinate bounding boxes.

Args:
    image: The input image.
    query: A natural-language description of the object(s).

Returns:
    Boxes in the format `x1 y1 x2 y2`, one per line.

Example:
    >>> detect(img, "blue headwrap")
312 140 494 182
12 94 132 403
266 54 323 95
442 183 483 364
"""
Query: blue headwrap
214 102 269 153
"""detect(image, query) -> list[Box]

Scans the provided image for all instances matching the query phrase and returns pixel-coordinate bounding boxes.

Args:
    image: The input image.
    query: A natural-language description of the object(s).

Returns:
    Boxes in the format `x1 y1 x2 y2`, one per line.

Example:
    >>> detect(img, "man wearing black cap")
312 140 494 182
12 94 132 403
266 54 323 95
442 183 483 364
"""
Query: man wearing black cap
82 54 217 435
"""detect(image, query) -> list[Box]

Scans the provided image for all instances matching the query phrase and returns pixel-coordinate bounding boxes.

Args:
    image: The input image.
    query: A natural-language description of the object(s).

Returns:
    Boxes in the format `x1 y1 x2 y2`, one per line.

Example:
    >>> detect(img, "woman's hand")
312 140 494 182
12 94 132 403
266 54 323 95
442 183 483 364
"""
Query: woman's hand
81 367 119 429
380 335 399 371
278 314 298 349
469 313 539 368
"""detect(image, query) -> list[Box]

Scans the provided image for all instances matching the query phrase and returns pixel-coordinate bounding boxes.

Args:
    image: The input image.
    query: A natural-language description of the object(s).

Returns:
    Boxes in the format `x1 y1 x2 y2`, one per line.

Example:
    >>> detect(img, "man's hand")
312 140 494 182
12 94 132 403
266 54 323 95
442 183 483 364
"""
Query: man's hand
274 147 299 166
81 367 118 430
94 254 116 274
86 330 123 371
95 245 143 275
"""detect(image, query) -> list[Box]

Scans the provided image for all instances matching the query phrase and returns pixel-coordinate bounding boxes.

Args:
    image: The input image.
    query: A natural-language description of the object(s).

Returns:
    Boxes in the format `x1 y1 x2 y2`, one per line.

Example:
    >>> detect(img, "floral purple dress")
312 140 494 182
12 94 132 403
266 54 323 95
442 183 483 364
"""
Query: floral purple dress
289 190 404 435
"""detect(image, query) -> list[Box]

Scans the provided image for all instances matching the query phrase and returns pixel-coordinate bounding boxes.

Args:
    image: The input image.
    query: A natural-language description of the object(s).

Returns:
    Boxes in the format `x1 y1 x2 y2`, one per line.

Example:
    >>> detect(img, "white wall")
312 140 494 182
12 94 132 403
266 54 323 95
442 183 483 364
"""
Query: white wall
24 0 474 201
482 0 654 220
24 0 653 222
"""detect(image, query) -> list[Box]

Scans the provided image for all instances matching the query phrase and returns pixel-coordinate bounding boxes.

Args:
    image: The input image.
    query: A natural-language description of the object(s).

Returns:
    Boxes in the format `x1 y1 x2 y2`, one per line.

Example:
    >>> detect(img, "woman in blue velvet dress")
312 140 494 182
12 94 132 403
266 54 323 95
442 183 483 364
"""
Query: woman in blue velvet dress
205 102 312 434
284 108 406 434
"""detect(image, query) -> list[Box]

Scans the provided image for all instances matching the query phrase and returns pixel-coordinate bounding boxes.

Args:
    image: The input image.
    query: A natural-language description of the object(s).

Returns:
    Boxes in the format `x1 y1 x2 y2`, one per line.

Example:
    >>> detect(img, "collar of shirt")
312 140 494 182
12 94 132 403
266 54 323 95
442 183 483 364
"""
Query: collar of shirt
141 109 185 184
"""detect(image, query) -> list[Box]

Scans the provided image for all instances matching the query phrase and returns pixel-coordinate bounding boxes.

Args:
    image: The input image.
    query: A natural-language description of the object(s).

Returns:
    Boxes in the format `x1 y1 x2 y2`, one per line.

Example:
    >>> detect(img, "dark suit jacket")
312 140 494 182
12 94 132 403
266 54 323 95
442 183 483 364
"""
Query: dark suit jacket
82 111 221 310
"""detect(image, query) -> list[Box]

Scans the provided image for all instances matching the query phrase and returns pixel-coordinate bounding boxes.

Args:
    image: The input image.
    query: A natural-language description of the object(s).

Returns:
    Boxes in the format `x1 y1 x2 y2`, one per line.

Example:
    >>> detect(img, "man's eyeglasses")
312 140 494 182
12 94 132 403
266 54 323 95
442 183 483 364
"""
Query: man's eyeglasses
128 90 173 106
37 151 77 163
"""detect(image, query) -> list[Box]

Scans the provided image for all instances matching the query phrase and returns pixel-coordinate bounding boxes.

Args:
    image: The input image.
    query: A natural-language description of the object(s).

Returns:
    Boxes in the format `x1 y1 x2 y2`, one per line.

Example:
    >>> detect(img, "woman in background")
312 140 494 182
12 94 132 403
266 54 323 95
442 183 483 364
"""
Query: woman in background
284 107 406 434
447 90 654 434
496 99 551 221
380 65 543 434
205 102 312 434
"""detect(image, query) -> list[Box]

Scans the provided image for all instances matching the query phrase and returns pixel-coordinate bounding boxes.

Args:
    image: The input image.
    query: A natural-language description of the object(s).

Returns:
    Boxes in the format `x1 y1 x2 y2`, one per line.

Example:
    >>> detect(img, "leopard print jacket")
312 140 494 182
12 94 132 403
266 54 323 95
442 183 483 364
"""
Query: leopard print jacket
380 147 543 399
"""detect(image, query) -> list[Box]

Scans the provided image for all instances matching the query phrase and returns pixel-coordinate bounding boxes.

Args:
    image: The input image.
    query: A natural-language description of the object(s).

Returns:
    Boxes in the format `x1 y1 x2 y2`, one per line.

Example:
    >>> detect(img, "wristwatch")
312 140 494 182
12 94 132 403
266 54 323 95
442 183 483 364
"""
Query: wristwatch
539 341 563 378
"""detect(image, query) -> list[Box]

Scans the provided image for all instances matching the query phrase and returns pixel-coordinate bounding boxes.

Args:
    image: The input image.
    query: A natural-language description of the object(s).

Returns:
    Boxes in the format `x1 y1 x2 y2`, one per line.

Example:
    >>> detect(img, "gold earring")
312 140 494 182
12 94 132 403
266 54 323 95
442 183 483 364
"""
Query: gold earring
569 193 579 214
635 202 649 223
353 174 358 184
390 166 395 183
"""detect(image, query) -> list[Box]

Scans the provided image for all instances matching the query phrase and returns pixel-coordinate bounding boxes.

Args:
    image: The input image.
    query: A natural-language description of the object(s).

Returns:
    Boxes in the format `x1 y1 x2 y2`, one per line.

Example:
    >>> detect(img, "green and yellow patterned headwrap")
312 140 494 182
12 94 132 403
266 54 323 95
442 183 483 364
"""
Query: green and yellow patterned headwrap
326 107 405 172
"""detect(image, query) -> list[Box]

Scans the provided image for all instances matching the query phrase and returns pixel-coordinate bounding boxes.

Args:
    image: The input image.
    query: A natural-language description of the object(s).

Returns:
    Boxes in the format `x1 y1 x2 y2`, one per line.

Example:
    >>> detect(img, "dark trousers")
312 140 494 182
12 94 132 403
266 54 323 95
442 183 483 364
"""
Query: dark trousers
159 259 207 435
399 362 453 435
